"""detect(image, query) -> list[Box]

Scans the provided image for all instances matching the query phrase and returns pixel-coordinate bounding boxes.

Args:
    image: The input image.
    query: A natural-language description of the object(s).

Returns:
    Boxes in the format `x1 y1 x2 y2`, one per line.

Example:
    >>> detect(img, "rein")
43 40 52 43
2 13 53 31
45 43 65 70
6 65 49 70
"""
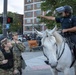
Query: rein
56 41 65 60
55 39 75 71
55 39 66 72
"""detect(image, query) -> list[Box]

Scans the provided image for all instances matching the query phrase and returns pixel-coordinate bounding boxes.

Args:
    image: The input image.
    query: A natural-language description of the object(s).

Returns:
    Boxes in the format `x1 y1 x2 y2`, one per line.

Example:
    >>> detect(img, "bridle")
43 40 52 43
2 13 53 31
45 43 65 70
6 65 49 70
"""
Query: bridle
42 35 66 61
55 41 65 60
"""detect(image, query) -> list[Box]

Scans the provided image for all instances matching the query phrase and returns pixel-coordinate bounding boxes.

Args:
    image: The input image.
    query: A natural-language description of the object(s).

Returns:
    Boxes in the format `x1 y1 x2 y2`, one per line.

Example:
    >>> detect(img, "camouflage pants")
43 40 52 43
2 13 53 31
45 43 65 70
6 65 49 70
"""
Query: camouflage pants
0 68 13 75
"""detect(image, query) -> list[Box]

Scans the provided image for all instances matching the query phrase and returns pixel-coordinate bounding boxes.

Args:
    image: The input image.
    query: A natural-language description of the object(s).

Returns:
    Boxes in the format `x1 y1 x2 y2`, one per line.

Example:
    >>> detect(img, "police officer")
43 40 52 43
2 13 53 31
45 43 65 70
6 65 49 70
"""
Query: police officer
39 5 76 57
0 36 19 75
11 32 26 75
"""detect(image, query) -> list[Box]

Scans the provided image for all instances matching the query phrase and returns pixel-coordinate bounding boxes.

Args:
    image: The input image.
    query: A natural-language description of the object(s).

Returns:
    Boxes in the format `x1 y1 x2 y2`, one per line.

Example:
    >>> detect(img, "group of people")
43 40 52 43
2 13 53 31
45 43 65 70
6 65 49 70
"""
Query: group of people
0 32 25 75
0 4 76 75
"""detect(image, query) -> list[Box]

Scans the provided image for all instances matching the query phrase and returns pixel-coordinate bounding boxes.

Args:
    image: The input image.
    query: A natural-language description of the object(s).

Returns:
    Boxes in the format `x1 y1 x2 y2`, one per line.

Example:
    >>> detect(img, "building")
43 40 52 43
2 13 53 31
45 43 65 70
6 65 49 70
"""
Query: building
17 14 23 34
23 0 46 34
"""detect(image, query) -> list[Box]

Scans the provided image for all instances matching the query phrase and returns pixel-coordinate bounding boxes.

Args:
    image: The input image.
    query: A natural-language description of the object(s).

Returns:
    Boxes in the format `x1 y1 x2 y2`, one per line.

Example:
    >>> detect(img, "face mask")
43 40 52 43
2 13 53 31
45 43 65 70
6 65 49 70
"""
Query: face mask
55 6 65 13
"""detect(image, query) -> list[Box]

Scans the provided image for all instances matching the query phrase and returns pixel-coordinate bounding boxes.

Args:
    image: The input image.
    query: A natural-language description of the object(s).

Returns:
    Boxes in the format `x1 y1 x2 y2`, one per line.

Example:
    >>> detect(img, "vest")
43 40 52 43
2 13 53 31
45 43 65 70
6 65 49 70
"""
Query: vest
0 48 14 70
61 16 76 36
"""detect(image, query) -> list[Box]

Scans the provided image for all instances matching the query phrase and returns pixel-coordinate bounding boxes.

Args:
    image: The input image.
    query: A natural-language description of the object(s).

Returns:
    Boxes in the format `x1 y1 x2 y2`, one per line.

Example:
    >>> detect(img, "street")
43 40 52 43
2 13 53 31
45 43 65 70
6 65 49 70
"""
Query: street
22 50 75 75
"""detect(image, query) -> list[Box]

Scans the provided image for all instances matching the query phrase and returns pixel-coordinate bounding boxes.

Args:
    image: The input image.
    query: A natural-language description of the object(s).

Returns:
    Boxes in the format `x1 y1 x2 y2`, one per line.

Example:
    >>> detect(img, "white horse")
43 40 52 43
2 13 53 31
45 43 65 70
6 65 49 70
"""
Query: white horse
35 26 76 75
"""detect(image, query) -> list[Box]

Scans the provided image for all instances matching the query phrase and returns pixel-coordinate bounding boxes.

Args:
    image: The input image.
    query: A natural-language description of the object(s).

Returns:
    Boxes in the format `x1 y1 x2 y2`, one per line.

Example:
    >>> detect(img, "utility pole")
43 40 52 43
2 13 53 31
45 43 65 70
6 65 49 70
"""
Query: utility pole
2 0 8 37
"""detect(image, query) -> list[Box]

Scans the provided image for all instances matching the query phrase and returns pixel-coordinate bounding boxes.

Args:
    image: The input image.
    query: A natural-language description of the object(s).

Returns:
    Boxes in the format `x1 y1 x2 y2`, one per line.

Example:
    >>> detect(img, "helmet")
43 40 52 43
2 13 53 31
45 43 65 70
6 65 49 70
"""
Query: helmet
55 5 73 14
64 5 73 14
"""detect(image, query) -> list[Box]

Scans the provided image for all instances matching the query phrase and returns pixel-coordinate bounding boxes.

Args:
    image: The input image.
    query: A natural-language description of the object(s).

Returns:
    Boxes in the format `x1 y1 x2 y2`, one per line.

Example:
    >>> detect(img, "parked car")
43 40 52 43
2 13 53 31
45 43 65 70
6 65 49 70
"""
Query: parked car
18 35 22 41
18 35 26 42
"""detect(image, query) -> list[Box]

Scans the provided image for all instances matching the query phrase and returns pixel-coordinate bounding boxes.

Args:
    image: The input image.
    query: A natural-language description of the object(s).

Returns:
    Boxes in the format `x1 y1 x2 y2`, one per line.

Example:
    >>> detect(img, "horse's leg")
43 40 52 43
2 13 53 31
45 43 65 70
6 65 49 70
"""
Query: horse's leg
50 67 58 75
63 68 70 75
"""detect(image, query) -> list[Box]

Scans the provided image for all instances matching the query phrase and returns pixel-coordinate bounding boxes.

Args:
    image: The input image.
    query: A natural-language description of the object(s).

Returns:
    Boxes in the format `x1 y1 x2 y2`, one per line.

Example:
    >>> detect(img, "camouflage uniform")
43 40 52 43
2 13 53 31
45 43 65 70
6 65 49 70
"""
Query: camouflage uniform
0 49 18 75
11 40 25 74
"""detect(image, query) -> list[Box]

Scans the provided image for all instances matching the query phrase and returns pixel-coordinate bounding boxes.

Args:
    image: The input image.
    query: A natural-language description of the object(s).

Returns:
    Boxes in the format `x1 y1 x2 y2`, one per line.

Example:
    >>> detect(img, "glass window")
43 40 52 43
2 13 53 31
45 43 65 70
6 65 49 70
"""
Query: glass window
26 26 32 30
35 11 41 16
36 3 41 8
41 0 45 1
26 19 31 23
26 26 30 30
27 5 31 10
25 12 32 17
36 18 40 23
27 0 31 2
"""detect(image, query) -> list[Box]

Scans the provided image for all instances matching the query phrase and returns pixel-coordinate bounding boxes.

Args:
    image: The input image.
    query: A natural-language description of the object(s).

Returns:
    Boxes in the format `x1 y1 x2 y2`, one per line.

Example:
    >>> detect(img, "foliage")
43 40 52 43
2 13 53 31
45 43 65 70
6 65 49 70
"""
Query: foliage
0 12 23 34
39 0 76 29
34 24 41 31
7 12 23 33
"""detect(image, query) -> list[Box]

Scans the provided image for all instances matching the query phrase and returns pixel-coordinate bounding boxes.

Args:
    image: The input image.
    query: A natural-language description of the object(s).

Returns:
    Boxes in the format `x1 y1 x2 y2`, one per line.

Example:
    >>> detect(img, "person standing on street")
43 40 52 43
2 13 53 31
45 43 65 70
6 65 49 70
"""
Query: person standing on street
11 32 26 75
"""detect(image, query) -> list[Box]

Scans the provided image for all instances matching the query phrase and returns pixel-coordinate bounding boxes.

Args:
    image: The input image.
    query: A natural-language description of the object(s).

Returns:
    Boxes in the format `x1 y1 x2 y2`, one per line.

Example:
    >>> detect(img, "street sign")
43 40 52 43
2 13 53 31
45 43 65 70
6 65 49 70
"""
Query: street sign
6 24 10 29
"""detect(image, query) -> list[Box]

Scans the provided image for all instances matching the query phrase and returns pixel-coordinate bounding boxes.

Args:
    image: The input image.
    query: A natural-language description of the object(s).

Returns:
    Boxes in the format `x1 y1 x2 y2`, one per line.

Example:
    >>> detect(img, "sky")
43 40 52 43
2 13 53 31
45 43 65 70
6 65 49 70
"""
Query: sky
0 0 24 14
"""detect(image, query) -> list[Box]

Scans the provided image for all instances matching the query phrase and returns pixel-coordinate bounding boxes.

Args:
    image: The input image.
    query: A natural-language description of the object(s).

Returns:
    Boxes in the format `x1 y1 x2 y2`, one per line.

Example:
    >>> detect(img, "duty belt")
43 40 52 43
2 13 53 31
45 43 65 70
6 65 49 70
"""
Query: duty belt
64 32 76 36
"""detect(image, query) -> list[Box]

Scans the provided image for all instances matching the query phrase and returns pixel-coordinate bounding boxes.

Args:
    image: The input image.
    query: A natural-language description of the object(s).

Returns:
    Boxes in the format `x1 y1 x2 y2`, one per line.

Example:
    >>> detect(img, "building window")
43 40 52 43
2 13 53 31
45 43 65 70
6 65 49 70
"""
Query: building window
26 26 32 30
26 26 30 30
36 18 40 23
41 0 45 1
36 3 41 8
35 11 41 16
25 12 32 17
27 5 31 10
26 19 31 23
27 0 31 2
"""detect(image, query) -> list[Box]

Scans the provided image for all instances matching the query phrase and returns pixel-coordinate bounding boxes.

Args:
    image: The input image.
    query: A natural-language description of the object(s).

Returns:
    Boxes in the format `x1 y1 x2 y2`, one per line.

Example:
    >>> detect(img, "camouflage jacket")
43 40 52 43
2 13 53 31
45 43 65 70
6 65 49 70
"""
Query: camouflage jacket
0 49 18 70
11 40 25 56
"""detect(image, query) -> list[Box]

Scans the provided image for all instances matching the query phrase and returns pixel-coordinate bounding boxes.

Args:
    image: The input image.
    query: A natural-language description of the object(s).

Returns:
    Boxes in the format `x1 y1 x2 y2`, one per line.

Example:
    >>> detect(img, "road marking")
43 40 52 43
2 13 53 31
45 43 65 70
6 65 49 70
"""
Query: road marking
31 65 50 70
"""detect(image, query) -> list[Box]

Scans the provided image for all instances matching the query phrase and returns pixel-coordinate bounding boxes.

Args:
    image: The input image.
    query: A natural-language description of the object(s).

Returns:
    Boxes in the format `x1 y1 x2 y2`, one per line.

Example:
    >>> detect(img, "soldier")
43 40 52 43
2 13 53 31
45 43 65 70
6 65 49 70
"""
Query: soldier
0 36 19 75
11 32 26 75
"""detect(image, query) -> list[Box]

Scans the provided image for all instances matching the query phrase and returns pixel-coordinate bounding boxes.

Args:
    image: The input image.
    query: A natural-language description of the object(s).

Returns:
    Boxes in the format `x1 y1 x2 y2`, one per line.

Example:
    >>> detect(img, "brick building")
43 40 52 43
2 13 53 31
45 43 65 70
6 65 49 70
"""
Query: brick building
23 0 46 34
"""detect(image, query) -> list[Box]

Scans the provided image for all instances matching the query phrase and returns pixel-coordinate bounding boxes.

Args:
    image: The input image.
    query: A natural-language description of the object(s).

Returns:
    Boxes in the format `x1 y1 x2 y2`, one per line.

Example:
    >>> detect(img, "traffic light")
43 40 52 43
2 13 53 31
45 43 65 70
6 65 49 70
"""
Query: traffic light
7 17 13 23
0 16 13 23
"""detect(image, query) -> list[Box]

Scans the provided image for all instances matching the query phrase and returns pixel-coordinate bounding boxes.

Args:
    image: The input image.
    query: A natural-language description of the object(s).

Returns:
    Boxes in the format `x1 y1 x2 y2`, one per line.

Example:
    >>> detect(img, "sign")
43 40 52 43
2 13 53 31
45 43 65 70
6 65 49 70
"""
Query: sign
6 24 10 29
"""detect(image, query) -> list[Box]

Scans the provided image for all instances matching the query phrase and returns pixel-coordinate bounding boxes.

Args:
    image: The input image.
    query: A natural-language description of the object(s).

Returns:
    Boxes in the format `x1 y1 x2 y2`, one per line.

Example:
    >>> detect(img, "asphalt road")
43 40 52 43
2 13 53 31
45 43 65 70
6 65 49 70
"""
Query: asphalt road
22 51 75 75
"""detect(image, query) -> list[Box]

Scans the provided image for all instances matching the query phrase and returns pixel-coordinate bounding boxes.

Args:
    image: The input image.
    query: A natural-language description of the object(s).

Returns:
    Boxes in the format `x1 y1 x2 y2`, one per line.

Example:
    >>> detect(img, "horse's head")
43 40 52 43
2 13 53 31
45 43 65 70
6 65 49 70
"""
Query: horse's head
35 27 58 68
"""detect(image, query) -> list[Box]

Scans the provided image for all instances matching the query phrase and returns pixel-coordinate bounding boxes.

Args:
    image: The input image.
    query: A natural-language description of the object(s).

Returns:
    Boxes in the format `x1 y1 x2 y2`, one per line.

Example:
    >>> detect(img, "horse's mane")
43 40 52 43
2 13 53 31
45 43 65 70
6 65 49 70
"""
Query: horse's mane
53 31 63 44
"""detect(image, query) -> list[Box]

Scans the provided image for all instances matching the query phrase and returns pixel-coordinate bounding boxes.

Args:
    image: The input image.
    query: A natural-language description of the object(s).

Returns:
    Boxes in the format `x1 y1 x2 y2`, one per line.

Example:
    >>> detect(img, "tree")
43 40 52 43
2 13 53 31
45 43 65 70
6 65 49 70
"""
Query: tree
39 0 76 29
7 12 23 34
0 12 23 34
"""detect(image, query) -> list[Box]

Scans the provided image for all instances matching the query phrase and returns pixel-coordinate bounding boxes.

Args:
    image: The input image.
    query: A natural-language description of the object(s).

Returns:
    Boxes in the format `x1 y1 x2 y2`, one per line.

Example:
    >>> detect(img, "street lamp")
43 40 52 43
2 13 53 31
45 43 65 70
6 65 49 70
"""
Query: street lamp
2 0 8 37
